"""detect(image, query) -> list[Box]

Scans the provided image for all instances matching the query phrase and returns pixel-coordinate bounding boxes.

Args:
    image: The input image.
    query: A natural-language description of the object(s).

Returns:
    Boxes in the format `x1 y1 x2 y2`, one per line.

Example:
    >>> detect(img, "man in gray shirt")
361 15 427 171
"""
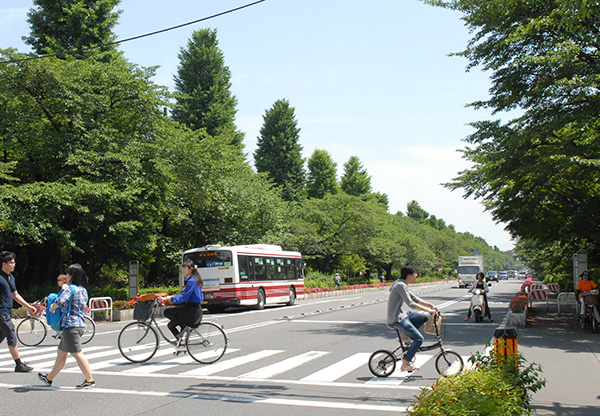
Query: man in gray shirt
386 262 437 372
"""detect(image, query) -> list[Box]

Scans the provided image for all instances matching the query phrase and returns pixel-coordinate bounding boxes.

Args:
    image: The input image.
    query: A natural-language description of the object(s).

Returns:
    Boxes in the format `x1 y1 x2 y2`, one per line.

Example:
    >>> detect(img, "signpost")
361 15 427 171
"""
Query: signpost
129 260 139 300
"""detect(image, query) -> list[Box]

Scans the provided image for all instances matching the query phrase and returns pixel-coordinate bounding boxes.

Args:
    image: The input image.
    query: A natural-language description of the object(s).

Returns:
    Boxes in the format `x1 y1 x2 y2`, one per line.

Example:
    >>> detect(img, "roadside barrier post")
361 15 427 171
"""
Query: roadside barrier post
494 326 518 369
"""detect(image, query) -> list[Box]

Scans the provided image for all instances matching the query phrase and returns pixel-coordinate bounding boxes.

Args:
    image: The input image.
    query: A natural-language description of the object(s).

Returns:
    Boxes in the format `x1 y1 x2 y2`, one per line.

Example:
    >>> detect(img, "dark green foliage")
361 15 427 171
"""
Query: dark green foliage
340 156 371 197
307 149 339 198
424 0 600 275
254 99 306 201
172 28 243 148
24 0 122 59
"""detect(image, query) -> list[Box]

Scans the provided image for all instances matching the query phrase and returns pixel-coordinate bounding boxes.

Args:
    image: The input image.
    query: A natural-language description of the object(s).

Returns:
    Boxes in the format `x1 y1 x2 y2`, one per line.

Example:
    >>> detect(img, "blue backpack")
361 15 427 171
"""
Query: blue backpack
46 285 75 331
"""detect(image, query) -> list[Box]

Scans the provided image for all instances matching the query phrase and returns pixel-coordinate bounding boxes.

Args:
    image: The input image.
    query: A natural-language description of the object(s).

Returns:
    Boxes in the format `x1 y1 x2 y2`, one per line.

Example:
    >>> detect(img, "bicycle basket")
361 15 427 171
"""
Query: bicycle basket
424 314 442 335
133 301 153 321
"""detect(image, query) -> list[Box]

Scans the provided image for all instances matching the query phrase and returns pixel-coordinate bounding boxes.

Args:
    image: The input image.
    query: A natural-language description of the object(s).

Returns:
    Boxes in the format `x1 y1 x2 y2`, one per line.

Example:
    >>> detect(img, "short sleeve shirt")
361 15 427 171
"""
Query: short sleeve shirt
0 270 17 317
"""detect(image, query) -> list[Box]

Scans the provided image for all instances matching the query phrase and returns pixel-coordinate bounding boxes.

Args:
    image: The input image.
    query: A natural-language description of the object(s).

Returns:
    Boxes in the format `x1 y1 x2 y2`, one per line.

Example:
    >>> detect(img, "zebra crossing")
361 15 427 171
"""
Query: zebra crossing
0 342 466 388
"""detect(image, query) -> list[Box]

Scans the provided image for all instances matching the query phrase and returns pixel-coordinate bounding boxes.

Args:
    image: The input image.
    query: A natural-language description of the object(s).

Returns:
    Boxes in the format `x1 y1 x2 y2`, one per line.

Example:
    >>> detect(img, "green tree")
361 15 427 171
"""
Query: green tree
340 156 371 197
0 51 171 283
406 200 429 223
254 99 306 201
172 28 243 148
24 0 121 59
426 0 600 266
307 149 338 198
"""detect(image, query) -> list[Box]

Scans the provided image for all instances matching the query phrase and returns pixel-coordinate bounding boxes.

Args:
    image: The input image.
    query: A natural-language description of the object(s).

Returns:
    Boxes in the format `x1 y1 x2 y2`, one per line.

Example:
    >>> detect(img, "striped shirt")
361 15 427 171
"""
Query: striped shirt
54 284 88 328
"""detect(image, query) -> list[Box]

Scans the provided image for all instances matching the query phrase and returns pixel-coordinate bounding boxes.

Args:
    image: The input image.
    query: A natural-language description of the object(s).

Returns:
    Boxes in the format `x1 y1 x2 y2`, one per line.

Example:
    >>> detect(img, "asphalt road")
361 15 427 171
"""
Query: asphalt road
0 279 520 416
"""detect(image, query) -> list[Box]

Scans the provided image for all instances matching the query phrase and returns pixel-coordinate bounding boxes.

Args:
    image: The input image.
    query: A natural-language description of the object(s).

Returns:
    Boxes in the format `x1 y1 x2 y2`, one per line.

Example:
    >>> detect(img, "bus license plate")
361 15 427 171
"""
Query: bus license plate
204 293 214 300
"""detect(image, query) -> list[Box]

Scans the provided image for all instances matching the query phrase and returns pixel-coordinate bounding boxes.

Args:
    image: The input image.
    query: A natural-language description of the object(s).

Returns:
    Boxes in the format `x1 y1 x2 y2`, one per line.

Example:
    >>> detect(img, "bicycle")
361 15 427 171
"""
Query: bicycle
118 298 229 364
16 298 96 347
368 313 464 377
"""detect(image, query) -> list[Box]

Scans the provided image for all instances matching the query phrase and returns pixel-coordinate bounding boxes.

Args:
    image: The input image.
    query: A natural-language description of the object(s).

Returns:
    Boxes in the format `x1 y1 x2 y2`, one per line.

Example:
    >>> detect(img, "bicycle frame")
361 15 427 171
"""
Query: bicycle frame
368 312 464 377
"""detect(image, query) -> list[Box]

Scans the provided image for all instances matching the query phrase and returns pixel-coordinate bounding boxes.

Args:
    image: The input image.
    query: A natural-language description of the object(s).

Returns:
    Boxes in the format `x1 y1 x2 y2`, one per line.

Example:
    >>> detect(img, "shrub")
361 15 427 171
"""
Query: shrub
409 343 546 416
408 367 523 416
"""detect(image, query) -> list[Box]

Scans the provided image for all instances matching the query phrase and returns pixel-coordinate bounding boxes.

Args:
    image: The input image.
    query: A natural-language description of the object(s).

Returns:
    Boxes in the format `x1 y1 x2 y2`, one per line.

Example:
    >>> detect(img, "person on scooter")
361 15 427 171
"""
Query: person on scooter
576 271 598 316
465 272 493 322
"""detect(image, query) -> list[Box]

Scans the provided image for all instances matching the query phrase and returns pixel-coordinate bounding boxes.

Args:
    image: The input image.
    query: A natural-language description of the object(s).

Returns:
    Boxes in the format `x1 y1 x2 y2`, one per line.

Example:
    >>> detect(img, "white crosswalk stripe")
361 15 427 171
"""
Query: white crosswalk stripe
239 350 328 379
3 344 468 387
301 352 371 382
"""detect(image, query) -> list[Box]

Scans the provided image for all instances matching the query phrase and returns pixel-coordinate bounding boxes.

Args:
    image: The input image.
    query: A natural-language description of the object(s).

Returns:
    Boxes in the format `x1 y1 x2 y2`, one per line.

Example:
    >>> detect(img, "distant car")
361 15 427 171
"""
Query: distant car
486 271 499 282
498 271 508 280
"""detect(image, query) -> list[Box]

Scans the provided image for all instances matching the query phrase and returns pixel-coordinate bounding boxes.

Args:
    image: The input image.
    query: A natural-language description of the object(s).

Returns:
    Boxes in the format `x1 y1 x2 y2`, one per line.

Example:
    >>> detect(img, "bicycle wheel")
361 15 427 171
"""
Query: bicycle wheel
368 350 396 377
187 322 228 364
579 314 587 330
16 317 47 346
118 322 159 363
81 315 96 344
435 350 463 376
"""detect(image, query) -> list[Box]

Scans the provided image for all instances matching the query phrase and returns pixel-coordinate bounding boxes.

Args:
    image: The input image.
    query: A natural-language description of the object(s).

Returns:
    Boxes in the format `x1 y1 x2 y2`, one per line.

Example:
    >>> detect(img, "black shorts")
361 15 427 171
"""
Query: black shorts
0 315 17 346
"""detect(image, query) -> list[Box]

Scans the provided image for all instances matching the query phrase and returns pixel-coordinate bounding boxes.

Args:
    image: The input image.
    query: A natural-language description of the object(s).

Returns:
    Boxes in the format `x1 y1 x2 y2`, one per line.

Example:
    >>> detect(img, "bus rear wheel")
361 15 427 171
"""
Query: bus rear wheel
286 287 296 306
255 289 266 310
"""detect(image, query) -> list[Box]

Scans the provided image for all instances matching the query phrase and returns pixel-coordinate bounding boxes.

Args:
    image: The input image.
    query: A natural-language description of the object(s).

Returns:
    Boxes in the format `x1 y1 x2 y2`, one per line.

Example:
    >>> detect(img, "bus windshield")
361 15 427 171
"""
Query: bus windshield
183 250 233 268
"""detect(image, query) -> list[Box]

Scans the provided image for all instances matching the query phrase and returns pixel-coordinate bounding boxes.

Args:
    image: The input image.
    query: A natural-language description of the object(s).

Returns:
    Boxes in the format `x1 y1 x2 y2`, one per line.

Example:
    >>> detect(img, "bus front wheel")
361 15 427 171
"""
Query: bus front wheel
255 289 266 310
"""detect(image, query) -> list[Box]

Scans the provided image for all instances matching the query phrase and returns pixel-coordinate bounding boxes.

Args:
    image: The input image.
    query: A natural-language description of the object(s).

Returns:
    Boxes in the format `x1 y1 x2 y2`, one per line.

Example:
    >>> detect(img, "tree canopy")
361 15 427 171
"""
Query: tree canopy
172 28 243 148
425 0 600 275
254 99 306 201
24 0 121 59
0 4 516 291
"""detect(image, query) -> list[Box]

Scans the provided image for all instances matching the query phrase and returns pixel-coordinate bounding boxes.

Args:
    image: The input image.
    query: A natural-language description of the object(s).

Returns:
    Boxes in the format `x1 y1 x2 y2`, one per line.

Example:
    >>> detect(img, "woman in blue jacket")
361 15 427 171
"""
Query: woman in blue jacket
161 260 204 339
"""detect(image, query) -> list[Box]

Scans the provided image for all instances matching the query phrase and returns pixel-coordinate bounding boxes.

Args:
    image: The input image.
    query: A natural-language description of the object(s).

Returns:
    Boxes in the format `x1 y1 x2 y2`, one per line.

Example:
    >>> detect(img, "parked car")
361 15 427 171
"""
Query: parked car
486 270 499 282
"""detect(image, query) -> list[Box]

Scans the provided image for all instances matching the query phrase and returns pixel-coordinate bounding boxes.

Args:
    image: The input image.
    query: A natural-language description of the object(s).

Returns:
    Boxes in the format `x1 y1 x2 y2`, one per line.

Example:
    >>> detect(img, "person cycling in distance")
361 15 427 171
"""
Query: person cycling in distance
386 262 438 372
160 260 204 339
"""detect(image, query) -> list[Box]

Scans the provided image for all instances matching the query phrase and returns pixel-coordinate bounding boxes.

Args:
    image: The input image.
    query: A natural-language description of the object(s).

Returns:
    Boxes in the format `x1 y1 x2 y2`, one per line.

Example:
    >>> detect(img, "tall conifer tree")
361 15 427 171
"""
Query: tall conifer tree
172 28 243 148
340 156 371 197
307 149 338 198
254 99 306 200
24 0 121 59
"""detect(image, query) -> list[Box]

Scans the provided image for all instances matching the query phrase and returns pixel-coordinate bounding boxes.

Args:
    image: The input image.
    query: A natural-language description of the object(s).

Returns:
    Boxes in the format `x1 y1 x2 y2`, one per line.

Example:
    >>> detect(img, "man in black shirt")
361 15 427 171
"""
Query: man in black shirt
0 251 36 372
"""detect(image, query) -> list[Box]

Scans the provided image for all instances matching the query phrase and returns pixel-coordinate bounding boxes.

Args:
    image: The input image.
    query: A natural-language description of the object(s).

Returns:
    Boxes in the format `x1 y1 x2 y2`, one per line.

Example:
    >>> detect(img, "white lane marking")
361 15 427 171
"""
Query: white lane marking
239 350 329 379
181 349 281 376
301 352 371 382
0 382 408 412
366 354 433 385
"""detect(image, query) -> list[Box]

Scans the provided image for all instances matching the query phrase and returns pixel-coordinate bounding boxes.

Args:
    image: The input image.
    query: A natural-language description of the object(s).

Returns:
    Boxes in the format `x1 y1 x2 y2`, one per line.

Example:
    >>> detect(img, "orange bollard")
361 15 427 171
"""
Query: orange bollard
494 327 518 369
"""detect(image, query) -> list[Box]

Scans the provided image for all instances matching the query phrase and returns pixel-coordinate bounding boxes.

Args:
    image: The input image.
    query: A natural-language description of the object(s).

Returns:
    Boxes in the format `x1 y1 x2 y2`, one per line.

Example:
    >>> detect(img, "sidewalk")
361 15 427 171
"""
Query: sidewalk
515 300 600 415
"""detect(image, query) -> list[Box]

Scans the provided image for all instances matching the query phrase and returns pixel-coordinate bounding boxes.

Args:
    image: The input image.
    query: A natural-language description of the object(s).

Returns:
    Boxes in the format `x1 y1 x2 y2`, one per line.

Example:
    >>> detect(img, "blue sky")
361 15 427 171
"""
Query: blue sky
0 0 515 251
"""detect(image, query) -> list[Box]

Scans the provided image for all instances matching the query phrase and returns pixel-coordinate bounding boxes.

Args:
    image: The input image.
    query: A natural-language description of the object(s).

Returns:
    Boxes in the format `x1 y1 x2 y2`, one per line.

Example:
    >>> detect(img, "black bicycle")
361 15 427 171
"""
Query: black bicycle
368 313 463 377
118 298 228 364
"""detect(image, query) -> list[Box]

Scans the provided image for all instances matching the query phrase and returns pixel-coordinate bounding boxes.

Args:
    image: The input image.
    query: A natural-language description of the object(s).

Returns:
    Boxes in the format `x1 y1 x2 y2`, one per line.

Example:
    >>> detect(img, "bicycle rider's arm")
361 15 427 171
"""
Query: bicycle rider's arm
415 299 437 316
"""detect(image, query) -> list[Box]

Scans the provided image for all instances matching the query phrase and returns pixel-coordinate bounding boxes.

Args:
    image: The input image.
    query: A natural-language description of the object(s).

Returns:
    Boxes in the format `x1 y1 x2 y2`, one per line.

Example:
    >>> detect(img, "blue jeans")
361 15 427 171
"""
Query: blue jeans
390 311 429 364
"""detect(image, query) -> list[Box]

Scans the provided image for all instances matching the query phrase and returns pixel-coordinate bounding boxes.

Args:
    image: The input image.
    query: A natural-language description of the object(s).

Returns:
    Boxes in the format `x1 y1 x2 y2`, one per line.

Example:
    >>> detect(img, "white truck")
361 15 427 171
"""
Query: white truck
458 255 484 288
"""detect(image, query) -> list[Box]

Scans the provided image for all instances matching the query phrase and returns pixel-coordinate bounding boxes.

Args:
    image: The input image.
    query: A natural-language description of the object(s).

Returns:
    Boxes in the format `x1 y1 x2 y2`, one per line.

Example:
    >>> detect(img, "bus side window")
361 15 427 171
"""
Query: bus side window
254 257 266 281
265 257 275 280
238 255 249 280
286 259 295 280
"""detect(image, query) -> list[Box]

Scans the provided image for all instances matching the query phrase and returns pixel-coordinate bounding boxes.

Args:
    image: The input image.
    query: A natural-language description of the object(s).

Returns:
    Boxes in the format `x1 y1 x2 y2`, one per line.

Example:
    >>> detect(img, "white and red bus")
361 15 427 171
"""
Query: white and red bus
181 244 305 313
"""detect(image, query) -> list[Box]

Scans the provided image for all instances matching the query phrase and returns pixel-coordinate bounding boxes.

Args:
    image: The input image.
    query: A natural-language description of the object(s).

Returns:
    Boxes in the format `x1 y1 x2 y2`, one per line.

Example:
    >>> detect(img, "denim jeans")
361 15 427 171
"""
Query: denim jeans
390 311 429 364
